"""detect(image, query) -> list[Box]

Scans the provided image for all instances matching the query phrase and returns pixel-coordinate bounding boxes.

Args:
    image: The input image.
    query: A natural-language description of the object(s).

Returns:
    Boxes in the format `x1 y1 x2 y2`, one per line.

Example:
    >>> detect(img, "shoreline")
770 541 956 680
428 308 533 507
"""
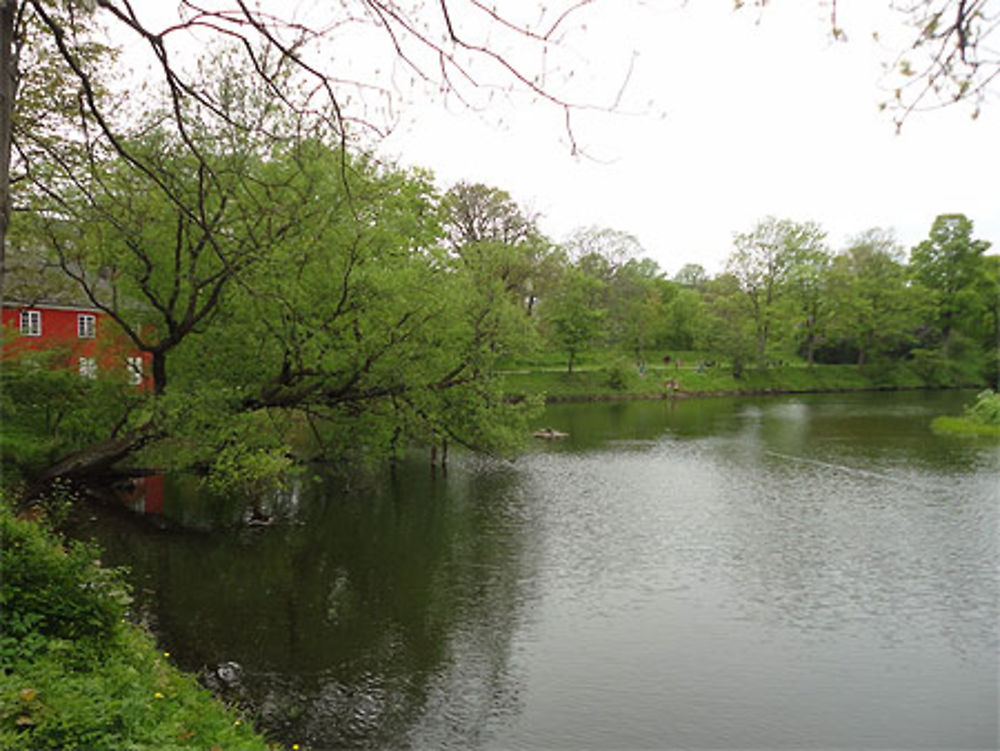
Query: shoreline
540 384 935 403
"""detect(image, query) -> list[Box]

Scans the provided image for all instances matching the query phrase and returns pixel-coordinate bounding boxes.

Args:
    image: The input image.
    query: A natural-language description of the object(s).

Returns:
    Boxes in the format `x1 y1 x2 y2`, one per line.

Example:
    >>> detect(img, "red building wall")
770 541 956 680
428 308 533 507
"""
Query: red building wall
1 304 152 387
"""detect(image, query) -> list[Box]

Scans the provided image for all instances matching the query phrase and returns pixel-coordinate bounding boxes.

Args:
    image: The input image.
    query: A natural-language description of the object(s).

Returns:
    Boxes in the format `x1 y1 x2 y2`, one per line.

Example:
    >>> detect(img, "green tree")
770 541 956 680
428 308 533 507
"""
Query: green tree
9 131 540 489
910 213 992 342
563 226 644 283
146 145 537 480
908 214 996 386
780 222 831 365
606 257 665 366
673 263 709 290
698 272 755 377
981 255 1000 387
441 182 560 319
661 285 706 351
726 217 802 370
0 1 613 302
825 228 925 366
544 265 606 374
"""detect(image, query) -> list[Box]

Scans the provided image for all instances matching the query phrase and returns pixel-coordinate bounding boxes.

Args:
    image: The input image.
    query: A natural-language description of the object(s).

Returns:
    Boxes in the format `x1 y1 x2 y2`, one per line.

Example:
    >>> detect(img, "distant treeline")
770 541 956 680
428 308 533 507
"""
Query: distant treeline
442 184 997 387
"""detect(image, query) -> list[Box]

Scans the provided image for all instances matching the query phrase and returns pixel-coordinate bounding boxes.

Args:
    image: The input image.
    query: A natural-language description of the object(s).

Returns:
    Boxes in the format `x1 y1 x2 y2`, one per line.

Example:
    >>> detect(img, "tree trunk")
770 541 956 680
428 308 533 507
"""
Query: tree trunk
28 425 158 499
804 315 816 366
756 325 768 371
151 350 168 395
0 1 16 303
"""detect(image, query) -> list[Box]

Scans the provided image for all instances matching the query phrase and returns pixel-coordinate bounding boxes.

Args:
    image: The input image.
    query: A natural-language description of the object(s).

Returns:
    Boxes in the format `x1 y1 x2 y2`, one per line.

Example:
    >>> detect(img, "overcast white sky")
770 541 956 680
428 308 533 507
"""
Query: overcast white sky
375 1 999 276
130 0 998 277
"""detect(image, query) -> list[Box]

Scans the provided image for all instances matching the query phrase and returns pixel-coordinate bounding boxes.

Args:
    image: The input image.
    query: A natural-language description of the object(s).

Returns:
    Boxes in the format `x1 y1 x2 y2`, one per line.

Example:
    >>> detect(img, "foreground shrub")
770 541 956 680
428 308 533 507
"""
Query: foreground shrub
0 509 127 666
0 505 268 750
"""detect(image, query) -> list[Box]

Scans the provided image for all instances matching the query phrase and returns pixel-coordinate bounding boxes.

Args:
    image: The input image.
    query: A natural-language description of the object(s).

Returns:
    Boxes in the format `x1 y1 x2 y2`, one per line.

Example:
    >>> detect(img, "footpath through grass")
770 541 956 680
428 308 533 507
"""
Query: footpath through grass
0 497 272 751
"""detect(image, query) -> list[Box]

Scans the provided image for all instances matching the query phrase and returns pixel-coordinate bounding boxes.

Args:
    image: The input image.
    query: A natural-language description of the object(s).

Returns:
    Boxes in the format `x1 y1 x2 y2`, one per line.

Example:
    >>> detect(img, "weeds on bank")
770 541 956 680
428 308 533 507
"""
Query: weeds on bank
0 498 270 750
931 390 1000 437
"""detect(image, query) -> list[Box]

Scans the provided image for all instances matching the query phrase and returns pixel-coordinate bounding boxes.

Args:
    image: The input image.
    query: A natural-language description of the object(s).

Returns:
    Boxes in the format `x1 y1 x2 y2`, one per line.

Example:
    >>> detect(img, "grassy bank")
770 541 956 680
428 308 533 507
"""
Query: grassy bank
500 360 929 402
930 416 1000 437
930 390 1000 437
0 500 271 751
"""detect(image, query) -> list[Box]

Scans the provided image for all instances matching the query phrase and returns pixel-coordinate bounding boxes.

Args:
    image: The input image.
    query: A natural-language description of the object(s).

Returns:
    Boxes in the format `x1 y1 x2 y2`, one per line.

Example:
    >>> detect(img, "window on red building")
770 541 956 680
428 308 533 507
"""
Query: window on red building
78 357 97 379
126 356 144 386
19 310 41 336
78 314 96 338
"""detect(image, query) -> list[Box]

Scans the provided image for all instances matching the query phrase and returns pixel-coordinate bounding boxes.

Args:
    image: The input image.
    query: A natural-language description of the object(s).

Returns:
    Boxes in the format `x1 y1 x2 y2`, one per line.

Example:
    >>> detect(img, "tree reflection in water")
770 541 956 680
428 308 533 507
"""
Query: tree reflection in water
74 457 540 749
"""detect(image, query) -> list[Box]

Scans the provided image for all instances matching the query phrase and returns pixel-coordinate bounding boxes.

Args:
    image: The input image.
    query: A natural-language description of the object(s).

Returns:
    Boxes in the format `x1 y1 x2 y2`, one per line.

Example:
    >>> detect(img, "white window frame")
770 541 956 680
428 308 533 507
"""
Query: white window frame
78 356 97 380
77 313 96 339
126 356 144 386
19 309 41 337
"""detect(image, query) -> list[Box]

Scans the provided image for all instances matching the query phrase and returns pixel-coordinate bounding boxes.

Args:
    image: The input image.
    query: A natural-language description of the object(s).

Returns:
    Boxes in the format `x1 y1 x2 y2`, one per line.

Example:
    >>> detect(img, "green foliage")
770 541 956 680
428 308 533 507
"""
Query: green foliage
602 359 640 391
502 361 916 401
544 266 606 373
910 214 992 342
908 347 957 387
964 390 1000 426
930 391 1000 437
660 287 704 350
0 504 267 749
930 415 1000 437
0 507 128 666
0 342 147 484
726 216 828 370
10 94 997 494
908 333 988 388
824 229 925 365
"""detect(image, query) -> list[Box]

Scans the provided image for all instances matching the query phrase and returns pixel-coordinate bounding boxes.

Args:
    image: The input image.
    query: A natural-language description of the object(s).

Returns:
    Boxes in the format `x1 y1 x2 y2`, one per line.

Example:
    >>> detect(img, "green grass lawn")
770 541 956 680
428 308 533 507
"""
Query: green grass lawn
500 359 927 401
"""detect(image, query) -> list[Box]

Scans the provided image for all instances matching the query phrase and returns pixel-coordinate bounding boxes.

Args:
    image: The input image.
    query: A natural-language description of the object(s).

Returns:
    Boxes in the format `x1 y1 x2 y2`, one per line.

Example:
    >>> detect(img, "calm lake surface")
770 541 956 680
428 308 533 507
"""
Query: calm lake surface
72 391 999 749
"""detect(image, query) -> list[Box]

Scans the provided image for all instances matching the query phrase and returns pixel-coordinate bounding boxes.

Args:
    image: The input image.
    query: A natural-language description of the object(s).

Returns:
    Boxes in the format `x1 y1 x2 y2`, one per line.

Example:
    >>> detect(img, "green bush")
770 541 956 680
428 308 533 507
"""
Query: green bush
602 359 640 391
0 347 148 485
965 390 1000 426
0 505 269 749
0 510 128 666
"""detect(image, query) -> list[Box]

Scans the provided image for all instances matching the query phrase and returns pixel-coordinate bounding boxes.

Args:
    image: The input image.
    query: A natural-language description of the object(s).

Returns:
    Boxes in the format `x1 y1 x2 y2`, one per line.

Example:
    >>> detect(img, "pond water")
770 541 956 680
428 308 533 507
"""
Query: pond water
71 391 999 749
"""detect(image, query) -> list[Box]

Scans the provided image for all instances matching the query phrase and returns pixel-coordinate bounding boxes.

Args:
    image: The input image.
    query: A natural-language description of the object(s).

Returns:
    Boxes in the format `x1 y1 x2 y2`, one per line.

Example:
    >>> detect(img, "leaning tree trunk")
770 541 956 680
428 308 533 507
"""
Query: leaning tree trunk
26 424 159 500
